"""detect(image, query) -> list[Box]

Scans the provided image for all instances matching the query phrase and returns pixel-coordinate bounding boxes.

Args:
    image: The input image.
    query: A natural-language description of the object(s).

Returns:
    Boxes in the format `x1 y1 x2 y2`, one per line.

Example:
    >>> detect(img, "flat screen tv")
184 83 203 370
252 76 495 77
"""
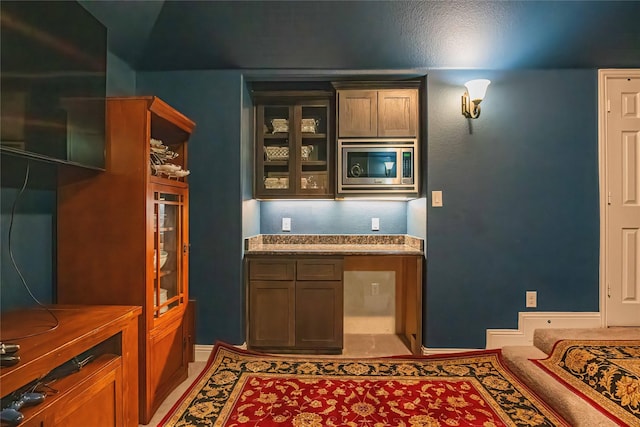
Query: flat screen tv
0 0 106 170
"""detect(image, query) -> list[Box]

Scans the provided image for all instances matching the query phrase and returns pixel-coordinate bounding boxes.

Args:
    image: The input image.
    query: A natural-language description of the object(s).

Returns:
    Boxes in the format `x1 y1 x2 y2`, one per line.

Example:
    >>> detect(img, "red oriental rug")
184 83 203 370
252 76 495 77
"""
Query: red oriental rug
533 339 640 426
159 343 567 426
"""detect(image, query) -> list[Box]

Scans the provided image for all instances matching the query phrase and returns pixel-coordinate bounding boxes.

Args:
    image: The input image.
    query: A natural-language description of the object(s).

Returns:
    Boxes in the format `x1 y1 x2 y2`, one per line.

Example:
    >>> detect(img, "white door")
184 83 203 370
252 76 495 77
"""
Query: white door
601 70 640 325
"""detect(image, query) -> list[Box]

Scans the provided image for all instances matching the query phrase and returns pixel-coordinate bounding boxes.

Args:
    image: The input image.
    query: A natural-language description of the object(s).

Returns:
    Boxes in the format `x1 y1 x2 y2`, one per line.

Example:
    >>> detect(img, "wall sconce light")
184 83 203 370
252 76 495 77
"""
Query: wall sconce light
461 79 491 119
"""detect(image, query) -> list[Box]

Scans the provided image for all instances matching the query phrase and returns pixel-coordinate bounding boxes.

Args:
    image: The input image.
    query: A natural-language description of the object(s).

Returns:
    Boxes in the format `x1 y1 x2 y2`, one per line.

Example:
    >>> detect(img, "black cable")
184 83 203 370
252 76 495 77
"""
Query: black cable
3 160 59 341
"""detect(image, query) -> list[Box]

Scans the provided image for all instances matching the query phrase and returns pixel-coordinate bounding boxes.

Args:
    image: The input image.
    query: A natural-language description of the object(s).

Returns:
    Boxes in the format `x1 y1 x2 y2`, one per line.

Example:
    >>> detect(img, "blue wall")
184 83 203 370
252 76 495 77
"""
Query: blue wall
241 77 260 243
107 51 136 96
425 70 600 348
0 188 55 311
137 70 246 345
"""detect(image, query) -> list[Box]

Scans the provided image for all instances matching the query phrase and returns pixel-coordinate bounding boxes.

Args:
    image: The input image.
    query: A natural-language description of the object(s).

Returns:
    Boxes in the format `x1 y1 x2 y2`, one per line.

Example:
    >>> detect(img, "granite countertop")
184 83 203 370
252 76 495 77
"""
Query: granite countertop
244 234 424 256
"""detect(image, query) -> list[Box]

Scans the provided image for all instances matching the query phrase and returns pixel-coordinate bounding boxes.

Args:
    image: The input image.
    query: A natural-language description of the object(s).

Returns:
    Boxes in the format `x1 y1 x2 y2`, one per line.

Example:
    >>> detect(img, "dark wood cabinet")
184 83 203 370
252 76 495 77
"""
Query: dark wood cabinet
57 97 195 424
295 281 343 349
253 91 334 199
247 257 344 353
334 82 420 138
249 280 296 347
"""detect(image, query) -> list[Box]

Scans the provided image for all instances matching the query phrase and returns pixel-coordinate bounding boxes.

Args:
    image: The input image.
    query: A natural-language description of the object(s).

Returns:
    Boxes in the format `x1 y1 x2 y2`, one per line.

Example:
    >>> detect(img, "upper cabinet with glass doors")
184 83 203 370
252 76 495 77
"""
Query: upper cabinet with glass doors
254 91 334 199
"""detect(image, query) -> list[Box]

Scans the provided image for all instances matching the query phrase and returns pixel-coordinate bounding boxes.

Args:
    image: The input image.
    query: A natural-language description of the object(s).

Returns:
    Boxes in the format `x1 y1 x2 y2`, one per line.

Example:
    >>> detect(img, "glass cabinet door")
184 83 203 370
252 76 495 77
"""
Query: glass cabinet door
259 104 293 194
299 102 330 195
255 96 331 198
153 188 186 319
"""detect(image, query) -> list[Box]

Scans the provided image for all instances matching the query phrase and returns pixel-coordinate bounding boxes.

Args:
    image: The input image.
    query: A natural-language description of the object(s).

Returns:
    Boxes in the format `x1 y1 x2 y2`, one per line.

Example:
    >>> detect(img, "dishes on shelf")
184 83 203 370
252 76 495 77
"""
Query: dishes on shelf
264 146 288 161
301 145 313 160
150 138 178 162
172 169 191 178
154 250 168 271
268 118 320 134
149 137 190 179
271 118 288 133
157 288 168 314
301 118 319 133
264 177 289 189
301 176 319 189
152 163 191 178
264 145 313 161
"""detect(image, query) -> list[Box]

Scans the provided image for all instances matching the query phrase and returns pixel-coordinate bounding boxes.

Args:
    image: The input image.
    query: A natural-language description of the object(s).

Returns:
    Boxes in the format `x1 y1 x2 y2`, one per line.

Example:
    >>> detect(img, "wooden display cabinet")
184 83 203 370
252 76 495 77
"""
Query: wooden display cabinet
246 257 344 353
334 81 420 138
253 91 334 199
57 96 195 424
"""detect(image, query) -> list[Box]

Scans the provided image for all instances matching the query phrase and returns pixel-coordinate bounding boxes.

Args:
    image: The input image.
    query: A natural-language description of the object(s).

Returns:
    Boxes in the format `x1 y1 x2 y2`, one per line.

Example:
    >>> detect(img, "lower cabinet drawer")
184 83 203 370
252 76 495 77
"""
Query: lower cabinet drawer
249 259 295 280
296 259 343 281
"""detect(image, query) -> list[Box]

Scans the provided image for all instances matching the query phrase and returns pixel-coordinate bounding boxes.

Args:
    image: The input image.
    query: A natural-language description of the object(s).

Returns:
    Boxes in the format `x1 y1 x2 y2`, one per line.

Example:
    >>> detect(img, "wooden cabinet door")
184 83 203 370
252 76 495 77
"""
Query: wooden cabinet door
248 280 295 347
151 185 189 326
295 281 343 349
338 90 378 137
146 318 188 422
53 363 123 427
378 89 418 137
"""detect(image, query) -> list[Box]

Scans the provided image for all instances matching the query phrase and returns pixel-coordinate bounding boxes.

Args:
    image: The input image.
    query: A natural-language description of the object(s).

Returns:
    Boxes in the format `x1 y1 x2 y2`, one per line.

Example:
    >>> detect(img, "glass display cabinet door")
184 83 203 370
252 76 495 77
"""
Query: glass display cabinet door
259 105 293 194
153 189 186 319
299 102 330 195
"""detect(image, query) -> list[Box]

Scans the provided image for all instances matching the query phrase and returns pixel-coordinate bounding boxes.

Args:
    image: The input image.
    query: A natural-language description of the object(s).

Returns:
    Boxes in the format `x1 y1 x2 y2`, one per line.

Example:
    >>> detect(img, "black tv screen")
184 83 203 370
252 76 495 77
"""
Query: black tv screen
0 0 106 170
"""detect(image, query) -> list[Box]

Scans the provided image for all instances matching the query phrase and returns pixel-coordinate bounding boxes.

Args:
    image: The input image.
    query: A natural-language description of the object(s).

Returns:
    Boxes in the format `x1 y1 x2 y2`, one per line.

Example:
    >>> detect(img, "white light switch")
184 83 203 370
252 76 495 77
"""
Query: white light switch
432 190 443 207
282 217 291 232
526 291 537 308
371 218 380 231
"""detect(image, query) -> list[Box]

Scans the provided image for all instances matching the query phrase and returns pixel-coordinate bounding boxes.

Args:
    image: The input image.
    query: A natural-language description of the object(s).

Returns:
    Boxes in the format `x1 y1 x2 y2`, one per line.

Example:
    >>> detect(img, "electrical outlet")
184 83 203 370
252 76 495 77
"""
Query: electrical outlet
526 291 537 308
371 282 380 296
282 217 291 232
371 218 380 231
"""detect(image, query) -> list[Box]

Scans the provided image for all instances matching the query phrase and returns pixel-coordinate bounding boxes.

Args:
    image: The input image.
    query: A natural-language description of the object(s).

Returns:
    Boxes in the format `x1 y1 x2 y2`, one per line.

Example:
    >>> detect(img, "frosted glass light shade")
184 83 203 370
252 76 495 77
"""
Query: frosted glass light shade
464 79 491 102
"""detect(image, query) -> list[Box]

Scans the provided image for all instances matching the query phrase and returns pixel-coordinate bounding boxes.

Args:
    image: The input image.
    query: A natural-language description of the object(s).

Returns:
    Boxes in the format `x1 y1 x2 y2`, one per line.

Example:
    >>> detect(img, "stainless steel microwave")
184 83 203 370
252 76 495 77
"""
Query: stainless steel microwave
338 139 418 194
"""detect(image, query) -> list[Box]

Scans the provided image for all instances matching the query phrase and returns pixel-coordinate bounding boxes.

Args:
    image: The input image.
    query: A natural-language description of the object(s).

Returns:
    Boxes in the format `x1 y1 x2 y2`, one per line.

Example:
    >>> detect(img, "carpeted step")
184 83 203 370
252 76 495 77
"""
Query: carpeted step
501 345 618 426
533 327 640 355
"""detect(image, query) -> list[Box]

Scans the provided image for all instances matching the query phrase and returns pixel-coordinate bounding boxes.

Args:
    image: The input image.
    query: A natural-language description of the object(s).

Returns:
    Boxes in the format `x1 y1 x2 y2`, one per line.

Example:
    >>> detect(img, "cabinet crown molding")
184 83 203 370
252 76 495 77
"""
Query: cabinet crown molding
332 80 421 90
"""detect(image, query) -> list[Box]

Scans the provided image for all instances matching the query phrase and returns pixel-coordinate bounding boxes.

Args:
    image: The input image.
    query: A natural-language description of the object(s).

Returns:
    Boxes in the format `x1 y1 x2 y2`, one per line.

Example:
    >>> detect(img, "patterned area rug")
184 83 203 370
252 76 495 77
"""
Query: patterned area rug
533 340 640 426
159 342 568 426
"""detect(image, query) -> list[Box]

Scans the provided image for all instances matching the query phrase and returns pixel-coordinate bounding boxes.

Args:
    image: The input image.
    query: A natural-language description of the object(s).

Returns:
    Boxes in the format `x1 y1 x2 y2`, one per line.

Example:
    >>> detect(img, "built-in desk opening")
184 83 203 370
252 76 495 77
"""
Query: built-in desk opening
344 270 396 334
343 255 422 355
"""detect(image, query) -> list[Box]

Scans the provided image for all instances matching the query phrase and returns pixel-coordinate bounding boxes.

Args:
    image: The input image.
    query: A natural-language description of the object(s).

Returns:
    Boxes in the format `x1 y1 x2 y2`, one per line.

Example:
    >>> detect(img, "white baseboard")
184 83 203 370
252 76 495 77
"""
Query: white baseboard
421 347 479 355
485 311 602 349
194 342 246 362
195 344 214 362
